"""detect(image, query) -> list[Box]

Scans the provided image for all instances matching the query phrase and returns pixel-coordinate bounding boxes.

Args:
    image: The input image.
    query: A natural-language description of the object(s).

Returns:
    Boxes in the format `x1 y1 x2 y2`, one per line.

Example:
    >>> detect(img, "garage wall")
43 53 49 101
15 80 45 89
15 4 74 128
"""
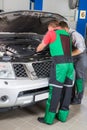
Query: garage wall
0 0 3 10
43 0 72 15
43 0 77 29
3 0 29 11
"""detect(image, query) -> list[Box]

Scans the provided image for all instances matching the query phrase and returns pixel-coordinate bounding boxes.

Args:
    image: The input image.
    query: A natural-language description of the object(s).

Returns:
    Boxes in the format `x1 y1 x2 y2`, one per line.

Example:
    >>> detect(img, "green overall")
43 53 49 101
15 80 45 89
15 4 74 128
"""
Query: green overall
44 30 74 124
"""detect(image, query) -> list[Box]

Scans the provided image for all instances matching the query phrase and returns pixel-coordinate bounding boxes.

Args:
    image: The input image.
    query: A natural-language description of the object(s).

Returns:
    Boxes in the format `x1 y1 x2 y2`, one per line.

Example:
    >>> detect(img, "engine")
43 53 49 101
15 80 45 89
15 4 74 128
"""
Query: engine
0 33 50 62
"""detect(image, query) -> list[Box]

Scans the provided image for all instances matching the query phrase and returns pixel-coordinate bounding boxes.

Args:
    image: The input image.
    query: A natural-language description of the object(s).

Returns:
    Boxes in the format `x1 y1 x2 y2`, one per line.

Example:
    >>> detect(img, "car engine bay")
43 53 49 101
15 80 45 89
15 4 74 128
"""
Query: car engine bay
0 33 51 62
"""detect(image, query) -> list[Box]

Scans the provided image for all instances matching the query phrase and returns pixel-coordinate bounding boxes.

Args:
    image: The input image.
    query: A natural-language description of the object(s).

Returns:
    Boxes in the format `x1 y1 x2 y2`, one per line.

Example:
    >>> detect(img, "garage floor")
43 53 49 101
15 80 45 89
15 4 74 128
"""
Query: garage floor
0 87 87 130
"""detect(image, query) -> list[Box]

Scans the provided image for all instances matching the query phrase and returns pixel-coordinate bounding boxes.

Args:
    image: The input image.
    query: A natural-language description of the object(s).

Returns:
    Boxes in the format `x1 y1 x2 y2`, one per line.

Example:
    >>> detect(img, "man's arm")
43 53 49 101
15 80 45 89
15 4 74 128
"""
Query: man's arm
36 41 47 52
72 49 82 56
36 30 56 52
72 32 85 56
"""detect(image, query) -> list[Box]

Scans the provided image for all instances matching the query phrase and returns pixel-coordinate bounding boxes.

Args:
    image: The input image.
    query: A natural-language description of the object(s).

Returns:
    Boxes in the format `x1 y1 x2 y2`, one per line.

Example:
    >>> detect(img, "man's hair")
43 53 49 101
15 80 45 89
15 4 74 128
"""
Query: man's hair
48 20 59 28
59 21 69 28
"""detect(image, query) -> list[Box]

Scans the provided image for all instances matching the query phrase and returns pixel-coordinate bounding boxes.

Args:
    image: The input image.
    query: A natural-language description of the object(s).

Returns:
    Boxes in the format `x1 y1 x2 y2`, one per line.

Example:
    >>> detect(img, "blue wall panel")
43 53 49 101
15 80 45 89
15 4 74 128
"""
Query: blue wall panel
76 0 87 37
30 0 43 10
34 0 43 10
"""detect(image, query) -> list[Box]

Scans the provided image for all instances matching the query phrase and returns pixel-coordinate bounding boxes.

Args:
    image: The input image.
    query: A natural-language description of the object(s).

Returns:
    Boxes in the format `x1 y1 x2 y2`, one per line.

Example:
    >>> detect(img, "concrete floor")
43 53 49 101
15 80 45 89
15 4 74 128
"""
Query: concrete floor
0 87 87 130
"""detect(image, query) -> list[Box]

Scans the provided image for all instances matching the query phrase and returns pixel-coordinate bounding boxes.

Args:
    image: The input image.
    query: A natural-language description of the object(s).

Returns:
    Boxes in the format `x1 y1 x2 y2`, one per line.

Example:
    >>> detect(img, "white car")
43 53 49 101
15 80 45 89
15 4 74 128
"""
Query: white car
0 10 66 109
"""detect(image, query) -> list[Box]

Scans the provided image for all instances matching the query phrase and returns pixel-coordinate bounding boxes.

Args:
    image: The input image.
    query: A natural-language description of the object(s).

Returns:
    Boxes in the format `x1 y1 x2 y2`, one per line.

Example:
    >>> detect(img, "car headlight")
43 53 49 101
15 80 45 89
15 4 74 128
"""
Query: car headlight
0 62 15 79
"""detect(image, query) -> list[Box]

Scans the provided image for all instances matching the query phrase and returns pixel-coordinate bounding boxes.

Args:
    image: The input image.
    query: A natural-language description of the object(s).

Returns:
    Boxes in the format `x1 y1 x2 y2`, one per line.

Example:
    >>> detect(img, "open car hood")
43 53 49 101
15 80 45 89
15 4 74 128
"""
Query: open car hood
0 10 66 33
0 10 67 61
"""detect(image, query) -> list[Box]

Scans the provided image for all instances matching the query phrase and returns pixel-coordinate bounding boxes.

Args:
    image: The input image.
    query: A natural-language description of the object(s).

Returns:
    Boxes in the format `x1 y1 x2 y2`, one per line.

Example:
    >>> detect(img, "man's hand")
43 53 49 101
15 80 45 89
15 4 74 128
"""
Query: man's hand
72 49 82 56
36 41 47 52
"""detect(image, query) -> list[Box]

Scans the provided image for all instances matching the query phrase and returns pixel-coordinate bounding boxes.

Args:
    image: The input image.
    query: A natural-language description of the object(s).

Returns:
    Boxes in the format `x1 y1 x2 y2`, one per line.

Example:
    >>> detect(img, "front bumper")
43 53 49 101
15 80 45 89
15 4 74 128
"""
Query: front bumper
0 78 49 108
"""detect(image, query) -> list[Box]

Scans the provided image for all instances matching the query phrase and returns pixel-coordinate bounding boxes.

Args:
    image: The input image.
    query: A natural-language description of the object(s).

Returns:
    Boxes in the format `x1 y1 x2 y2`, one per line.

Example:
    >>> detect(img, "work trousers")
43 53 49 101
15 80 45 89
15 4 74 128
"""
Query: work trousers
72 52 86 100
44 60 74 124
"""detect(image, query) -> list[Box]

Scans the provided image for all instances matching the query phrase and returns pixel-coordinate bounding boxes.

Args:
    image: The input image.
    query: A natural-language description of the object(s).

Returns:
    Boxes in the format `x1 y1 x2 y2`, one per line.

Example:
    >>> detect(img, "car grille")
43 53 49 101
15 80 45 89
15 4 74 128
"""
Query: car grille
13 60 51 78
13 64 28 77
32 61 51 78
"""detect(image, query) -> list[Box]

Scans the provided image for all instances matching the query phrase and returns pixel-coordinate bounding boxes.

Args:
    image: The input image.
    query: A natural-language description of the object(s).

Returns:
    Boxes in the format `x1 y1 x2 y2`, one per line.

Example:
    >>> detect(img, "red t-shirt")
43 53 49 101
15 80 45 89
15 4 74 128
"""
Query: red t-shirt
43 30 56 45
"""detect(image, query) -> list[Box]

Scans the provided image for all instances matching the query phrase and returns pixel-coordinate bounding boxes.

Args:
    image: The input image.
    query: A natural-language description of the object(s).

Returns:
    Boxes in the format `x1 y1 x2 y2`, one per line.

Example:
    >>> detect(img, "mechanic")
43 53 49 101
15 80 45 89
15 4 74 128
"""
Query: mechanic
36 20 74 125
59 21 86 105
